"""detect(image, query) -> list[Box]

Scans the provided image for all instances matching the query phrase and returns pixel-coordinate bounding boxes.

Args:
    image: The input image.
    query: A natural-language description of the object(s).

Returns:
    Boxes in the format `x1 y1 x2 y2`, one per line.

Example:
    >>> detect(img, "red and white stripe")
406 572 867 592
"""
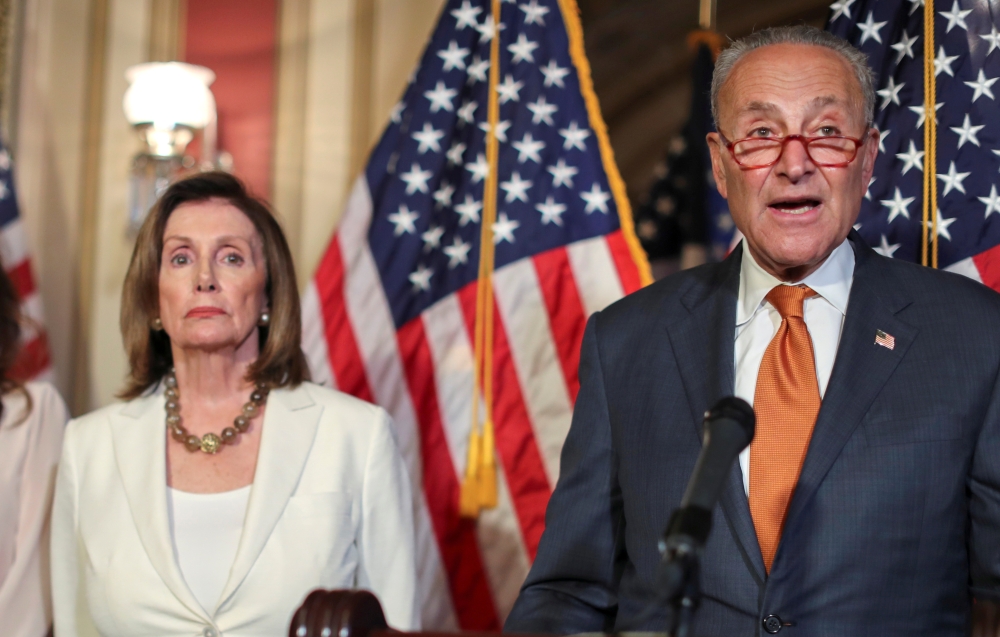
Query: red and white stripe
301 176 644 628
945 243 1000 293
0 218 51 381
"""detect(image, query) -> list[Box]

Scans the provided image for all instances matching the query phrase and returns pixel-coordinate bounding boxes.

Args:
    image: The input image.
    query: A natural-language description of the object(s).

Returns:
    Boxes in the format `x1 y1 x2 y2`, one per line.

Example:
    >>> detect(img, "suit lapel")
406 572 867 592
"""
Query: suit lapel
216 384 322 609
783 235 917 536
111 390 209 621
665 245 766 583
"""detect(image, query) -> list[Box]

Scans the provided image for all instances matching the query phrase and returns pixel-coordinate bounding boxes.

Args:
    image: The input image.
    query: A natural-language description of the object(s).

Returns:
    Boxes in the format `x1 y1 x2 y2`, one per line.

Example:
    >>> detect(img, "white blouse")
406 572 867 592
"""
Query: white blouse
167 486 251 615
0 382 69 637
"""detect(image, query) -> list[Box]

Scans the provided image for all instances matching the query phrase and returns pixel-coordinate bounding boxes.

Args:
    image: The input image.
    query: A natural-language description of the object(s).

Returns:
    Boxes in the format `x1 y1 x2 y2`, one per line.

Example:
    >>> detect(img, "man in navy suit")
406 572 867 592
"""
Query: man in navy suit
505 26 1000 636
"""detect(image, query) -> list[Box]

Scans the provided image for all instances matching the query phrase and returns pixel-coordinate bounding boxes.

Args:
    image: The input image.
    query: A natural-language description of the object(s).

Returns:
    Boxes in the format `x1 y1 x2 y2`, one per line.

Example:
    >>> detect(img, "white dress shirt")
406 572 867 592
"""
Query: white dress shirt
168 485 251 614
734 239 855 495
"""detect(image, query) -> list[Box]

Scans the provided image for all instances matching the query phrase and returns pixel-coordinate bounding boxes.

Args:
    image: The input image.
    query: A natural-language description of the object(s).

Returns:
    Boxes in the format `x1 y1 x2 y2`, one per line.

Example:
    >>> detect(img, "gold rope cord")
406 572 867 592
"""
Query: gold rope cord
922 0 938 268
557 0 653 286
459 0 502 519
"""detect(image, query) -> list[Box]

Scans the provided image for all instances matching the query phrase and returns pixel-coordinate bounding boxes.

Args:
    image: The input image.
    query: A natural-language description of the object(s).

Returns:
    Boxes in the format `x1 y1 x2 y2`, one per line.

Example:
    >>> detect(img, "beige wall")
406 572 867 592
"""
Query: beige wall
12 0 444 413
14 0 91 402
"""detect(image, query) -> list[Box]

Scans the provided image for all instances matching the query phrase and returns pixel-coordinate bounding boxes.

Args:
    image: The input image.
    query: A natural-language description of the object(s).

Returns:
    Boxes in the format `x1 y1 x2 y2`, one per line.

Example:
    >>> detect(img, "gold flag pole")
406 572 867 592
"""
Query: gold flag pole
699 0 717 31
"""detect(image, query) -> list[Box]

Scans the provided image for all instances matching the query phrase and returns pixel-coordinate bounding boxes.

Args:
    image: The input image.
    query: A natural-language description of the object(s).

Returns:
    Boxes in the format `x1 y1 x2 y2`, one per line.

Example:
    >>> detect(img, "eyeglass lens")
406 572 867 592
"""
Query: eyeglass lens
732 137 858 167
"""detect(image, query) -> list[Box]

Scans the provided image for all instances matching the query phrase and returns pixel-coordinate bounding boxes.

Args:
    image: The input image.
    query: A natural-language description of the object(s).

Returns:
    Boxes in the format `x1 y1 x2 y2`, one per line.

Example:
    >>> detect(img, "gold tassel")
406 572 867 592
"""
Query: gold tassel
459 428 482 518
478 418 497 508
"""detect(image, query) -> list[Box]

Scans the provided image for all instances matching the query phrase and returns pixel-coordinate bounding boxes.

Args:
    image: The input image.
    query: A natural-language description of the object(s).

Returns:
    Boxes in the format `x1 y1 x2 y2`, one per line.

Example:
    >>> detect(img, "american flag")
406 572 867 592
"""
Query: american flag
875 328 896 350
0 139 52 381
828 0 1000 289
300 0 649 629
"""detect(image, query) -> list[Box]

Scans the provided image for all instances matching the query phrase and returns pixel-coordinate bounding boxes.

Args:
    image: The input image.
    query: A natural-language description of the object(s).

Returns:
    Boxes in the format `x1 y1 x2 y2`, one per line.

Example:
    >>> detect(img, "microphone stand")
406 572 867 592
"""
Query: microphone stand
657 509 707 637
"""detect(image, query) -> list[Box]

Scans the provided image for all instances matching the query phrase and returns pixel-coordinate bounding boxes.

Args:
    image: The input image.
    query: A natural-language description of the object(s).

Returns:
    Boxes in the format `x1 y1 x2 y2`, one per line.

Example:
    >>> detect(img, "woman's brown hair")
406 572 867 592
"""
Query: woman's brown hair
119 171 309 400
0 264 31 423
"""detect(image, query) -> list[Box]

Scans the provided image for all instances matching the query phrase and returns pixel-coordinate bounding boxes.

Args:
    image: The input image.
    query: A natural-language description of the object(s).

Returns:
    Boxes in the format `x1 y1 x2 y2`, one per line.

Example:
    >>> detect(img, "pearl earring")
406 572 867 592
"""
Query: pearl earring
258 312 270 326
152 317 163 331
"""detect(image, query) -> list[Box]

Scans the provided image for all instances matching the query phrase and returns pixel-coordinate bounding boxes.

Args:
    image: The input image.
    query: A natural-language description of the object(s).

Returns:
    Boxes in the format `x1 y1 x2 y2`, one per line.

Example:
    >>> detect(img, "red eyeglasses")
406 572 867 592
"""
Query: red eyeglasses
718 132 867 169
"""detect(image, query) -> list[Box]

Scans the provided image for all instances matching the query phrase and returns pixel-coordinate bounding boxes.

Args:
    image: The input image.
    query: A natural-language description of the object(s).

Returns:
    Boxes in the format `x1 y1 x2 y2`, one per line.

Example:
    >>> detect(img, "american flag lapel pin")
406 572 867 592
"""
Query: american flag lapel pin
875 329 895 350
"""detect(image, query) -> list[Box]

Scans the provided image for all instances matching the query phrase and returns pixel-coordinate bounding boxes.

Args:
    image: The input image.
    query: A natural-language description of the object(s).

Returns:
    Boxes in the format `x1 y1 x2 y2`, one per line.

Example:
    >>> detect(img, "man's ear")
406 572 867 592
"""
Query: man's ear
706 132 729 199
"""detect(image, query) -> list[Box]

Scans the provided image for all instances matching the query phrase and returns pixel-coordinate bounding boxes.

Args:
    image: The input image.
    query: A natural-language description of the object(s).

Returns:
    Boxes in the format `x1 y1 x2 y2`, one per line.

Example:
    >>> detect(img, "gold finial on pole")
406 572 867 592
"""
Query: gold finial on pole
699 0 717 31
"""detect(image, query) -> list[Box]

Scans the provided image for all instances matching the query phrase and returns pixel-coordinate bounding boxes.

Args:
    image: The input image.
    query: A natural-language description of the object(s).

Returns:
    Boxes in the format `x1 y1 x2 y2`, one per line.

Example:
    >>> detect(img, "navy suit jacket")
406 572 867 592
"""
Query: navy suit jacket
505 233 1000 636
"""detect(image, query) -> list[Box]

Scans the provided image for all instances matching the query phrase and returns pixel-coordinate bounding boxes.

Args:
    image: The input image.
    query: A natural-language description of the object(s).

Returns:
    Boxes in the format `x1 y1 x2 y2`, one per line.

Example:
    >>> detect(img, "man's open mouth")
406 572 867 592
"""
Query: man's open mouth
768 198 821 215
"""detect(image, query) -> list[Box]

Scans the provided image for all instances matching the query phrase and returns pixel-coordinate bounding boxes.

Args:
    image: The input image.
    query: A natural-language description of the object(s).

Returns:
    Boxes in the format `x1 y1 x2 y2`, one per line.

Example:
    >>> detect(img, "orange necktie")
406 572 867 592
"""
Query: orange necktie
750 285 820 573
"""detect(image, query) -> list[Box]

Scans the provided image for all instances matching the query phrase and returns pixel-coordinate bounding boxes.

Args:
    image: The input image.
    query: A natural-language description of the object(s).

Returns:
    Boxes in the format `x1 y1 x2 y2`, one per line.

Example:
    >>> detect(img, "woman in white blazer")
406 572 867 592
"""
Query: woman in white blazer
0 263 70 637
51 172 418 637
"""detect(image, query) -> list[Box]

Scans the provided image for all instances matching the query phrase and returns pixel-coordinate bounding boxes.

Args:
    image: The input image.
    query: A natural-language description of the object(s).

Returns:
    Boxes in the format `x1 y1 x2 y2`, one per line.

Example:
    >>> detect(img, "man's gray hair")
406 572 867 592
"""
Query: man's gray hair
710 25 876 131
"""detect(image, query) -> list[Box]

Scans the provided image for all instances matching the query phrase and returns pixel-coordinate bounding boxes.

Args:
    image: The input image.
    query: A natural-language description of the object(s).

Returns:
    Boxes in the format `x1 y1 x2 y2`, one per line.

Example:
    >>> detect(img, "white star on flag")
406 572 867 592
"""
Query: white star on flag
476 15 505 43
454 194 482 226
446 141 466 166
829 0 856 22
390 101 405 124
864 176 876 200
443 237 472 268
401 163 433 194
421 225 445 252
451 0 482 30
877 128 890 153
896 140 924 174
492 212 520 244
521 0 549 25
548 159 578 188
926 211 957 240
433 182 455 208
581 183 611 214
950 114 984 148
856 11 887 45
979 185 1000 218
939 0 971 32
438 41 469 71
496 74 524 103
874 234 900 258
934 46 959 77
467 56 489 84
559 121 591 151
908 0 924 15
909 102 943 128
981 27 1000 55
880 187 915 223
541 59 570 88
409 265 433 292
500 172 532 203
388 204 419 235
412 122 445 154
536 196 566 226
964 69 998 102
508 34 539 64
513 133 546 164
877 77 904 110
527 95 558 125
890 30 919 64
424 81 457 112
466 153 490 183
478 119 511 142
457 100 478 125
937 161 971 196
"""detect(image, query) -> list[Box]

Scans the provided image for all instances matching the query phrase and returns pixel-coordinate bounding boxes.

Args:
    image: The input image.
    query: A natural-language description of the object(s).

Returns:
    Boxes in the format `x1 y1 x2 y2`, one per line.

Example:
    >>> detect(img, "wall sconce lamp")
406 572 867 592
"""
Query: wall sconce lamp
122 62 220 234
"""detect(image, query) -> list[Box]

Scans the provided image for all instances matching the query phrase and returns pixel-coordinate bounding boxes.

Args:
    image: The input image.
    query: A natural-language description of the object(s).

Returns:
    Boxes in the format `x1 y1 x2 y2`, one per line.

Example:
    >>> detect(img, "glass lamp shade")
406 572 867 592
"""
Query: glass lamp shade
122 62 216 155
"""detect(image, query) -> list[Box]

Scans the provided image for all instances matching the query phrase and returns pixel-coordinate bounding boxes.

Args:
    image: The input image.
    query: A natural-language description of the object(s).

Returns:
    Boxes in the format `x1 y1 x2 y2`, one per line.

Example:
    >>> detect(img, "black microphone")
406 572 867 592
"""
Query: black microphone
655 396 755 637
662 396 756 551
